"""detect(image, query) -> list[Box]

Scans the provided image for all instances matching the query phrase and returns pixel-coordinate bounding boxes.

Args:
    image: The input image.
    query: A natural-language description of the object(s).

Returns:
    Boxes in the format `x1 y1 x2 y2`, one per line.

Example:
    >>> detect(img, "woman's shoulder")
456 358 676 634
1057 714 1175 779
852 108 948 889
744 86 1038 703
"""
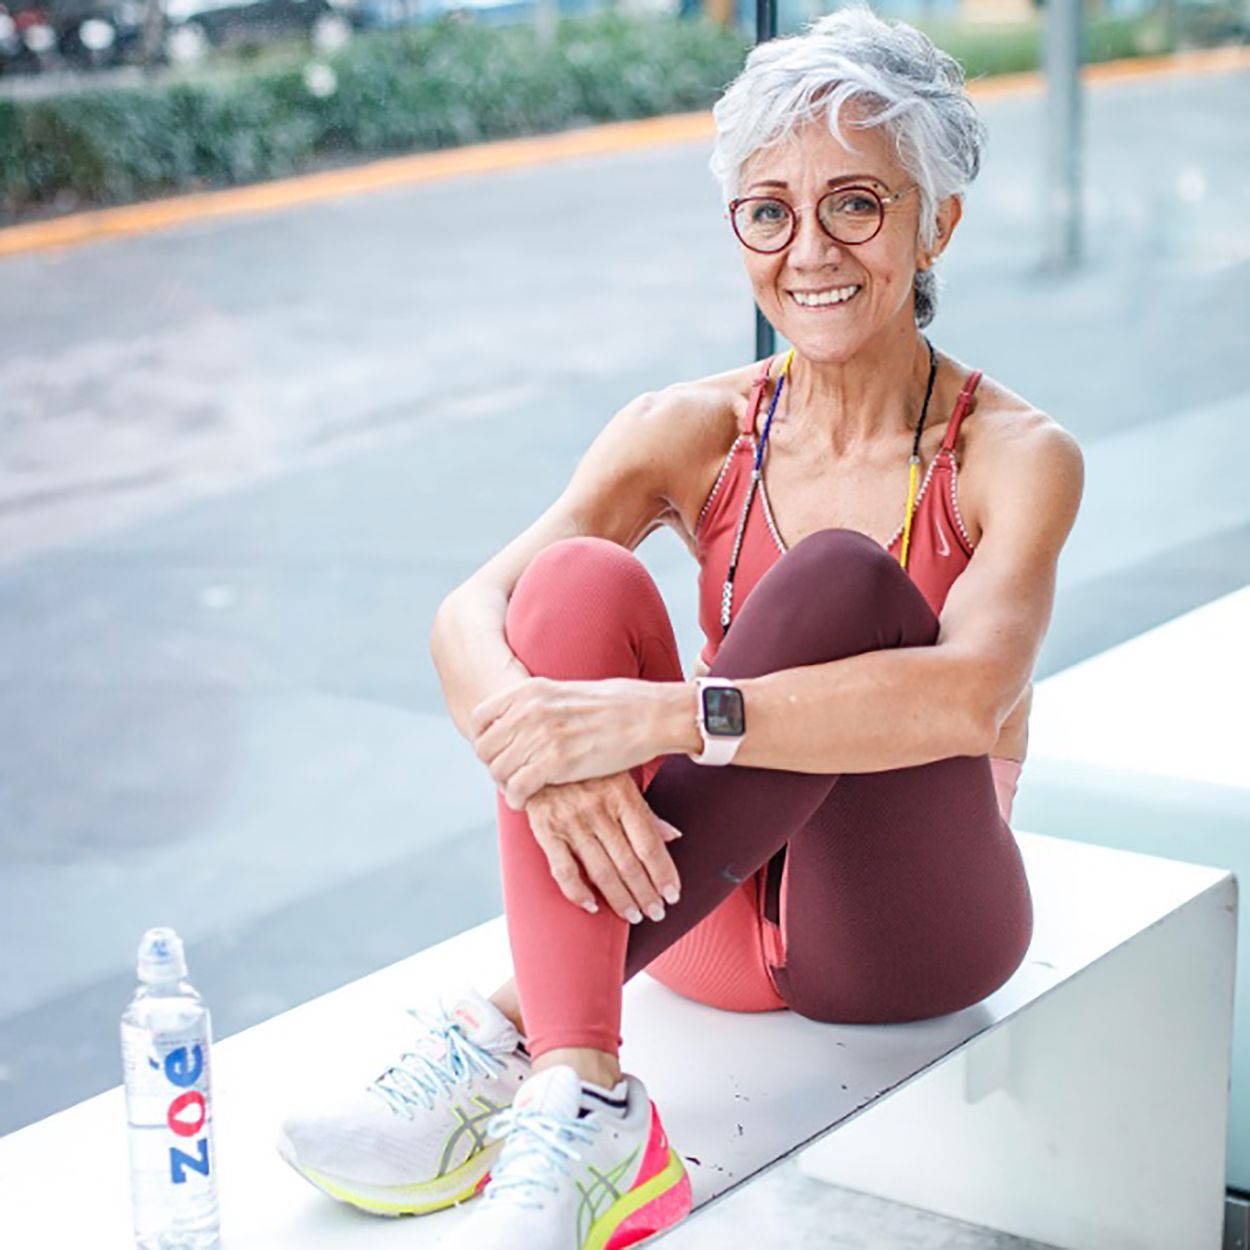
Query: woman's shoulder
958 370 1081 466
661 358 771 433
642 360 773 548
951 366 1084 546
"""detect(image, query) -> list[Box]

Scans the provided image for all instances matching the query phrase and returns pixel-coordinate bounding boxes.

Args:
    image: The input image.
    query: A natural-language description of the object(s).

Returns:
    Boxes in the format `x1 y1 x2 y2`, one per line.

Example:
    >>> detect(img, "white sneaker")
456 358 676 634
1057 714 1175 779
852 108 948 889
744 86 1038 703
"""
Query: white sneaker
276 986 532 1215
438 1064 693 1249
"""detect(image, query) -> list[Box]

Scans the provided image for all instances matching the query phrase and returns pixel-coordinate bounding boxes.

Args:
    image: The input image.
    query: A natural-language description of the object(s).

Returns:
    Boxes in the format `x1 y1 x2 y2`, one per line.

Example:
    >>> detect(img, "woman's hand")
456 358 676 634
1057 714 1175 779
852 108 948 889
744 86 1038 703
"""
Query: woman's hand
470 676 663 810
525 773 683 923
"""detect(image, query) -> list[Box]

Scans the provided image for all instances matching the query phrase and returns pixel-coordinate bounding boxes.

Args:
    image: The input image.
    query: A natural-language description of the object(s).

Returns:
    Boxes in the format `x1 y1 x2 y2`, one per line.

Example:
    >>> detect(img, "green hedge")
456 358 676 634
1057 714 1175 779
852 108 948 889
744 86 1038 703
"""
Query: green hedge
0 11 1183 220
0 14 752 217
912 13 1176 79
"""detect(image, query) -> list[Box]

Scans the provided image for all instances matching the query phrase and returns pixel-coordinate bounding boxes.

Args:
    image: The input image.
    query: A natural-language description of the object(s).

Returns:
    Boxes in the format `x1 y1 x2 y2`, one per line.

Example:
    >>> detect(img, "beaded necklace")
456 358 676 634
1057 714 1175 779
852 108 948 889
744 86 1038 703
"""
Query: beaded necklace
719 333 939 639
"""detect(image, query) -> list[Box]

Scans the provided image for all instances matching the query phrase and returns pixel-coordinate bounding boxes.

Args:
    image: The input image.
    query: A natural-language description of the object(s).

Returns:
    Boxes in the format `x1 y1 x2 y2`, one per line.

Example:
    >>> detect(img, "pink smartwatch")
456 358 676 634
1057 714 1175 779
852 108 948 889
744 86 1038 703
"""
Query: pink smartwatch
688 677 746 766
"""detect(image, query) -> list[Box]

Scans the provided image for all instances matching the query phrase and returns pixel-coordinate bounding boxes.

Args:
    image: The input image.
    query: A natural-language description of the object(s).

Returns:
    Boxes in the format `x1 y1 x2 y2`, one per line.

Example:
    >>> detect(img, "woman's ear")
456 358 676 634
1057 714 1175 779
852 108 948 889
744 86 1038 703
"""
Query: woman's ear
919 193 963 268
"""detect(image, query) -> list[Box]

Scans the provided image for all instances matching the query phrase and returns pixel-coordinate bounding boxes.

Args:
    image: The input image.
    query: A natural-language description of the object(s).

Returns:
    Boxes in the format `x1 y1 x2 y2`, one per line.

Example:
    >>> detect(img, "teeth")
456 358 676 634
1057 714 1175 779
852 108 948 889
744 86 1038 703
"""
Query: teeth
791 285 860 307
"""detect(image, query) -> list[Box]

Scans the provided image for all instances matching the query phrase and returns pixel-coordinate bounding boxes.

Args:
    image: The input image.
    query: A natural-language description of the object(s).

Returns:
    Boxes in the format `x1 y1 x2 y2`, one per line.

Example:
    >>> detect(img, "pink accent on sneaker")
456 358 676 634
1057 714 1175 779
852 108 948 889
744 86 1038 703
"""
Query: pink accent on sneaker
473 1171 491 1195
600 1104 693 1249
604 1163 693 1250
636 1106 670 1185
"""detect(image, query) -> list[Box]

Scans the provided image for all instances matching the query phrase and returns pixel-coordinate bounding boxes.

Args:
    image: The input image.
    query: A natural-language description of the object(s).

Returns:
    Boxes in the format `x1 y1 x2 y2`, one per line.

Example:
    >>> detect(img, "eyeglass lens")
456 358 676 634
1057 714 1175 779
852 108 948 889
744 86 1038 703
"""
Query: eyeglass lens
733 188 883 251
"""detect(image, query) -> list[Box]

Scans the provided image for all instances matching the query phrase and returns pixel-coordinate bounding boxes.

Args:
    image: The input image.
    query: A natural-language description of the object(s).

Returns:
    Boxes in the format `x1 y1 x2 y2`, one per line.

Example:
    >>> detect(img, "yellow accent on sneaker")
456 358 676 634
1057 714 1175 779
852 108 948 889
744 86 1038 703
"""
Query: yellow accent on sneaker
583 1147 689 1250
288 1138 501 1217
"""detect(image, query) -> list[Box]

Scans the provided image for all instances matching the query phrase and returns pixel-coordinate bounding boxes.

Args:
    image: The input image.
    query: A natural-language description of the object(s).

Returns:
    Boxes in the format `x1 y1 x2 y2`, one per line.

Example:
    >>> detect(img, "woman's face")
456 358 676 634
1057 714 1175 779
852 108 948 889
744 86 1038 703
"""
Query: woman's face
734 111 957 363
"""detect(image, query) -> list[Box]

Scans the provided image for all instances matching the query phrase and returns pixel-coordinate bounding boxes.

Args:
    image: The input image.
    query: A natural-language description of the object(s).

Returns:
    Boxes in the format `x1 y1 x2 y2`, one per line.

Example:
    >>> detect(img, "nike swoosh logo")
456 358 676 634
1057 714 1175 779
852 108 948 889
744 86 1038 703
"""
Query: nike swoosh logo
933 515 951 558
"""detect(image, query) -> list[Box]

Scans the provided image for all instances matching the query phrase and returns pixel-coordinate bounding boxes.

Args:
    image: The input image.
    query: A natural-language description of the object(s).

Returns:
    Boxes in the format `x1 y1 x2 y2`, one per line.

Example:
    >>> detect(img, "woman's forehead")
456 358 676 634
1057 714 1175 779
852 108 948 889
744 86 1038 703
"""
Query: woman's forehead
741 118 900 190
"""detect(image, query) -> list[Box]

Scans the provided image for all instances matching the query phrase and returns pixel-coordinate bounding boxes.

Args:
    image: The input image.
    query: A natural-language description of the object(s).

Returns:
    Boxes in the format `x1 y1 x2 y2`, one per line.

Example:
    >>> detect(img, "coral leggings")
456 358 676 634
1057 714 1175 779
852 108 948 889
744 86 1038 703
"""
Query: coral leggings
496 528 1034 1059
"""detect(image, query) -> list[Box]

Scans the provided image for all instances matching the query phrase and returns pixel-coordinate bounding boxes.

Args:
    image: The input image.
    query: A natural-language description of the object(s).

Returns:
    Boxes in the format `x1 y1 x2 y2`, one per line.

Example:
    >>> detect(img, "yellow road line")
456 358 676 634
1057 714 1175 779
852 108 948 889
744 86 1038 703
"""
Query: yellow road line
2 43 1246 260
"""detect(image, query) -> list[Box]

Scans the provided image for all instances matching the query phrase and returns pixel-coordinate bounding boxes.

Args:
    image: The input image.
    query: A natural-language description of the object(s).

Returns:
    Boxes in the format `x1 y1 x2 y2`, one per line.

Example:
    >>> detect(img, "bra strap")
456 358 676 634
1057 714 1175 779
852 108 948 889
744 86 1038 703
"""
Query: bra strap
940 368 984 454
741 355 778 435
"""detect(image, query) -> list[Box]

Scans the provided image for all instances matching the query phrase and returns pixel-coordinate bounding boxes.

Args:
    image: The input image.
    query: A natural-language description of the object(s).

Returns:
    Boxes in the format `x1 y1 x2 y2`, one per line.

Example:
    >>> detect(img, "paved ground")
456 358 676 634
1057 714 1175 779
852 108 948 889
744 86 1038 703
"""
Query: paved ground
0 59 1246 1191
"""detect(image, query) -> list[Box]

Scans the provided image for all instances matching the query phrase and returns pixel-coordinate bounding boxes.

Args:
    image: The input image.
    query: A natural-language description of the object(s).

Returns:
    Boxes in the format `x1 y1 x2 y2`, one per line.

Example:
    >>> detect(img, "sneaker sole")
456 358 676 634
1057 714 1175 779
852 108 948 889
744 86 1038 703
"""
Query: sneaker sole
586 1146 694 1250
276 1130 500 1216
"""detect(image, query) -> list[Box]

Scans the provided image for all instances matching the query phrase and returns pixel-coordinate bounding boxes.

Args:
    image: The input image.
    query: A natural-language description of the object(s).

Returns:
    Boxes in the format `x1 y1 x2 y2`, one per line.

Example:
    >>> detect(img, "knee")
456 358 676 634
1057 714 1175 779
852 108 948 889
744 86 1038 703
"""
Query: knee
510 537 655 623
740 527 934 658
505 537 664 658
784 528 908 614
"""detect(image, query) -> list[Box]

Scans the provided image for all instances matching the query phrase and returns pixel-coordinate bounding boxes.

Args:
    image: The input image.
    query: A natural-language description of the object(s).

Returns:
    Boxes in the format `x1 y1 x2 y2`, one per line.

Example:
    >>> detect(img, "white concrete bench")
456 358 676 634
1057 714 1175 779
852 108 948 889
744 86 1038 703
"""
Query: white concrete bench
0 832 1234 1250
1009 585 1250 1200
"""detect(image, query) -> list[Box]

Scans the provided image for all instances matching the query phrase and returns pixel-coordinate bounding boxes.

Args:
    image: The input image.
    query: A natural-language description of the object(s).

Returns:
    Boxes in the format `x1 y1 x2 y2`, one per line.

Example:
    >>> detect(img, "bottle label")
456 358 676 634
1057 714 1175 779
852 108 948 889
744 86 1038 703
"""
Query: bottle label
162 1042 212 1182
123 1025 215 1186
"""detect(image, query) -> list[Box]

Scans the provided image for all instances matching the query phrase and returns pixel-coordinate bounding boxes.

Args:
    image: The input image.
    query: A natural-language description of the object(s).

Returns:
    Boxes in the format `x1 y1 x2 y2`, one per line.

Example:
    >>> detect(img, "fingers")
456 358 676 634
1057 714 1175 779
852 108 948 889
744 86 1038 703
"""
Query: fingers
540 836 599 916
468 686 515 739
474 718 507 768
483 729 552 810
591 799 685 922
618 805 683 910
574 836 647 925
525 776 685 927
503 760 544 811
656 818 684 843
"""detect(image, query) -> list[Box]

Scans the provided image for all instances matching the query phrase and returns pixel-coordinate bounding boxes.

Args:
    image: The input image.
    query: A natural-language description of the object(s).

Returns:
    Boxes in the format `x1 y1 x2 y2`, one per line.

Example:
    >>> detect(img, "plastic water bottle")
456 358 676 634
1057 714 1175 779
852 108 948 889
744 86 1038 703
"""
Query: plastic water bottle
120 928 222 1250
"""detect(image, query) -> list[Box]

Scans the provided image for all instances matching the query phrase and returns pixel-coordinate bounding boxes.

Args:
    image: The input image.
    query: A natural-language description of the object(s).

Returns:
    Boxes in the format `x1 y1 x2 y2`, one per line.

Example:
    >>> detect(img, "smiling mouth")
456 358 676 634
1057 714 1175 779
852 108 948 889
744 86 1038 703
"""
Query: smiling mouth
788 284 862 309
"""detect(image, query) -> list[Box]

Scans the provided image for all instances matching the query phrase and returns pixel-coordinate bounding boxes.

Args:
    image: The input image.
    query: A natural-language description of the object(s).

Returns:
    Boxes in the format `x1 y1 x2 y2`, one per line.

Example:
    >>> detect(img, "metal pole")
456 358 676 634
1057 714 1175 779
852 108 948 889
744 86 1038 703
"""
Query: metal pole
534 0 557 50
754 0 779 361
1042 0 1083 270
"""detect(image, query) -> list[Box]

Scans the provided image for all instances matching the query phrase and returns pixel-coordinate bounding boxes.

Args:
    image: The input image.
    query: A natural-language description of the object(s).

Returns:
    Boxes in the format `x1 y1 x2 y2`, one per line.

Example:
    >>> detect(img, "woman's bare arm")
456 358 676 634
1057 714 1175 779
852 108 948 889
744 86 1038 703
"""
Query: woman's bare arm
430 383 716 739
429 382 724 922
648 415 1085 772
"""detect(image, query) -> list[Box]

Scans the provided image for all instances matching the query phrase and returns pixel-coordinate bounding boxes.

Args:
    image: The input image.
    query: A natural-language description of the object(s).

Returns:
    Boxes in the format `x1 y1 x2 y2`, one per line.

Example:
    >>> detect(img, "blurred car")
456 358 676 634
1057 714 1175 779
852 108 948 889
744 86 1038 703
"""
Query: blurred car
160 0 352 62
0 1 58 73
334 0 592 31
52 0 142 67
51 0 352 69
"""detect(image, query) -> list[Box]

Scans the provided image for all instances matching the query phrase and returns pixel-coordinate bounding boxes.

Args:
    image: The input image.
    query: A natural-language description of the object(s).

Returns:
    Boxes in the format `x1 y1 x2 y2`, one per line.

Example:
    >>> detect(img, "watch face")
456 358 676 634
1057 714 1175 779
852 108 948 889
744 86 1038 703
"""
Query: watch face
703 685 745 736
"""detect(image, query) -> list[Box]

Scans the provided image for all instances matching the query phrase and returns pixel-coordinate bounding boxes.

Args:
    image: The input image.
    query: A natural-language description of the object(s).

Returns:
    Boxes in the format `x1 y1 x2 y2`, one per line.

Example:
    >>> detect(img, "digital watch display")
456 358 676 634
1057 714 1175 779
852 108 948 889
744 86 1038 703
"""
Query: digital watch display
702 684 745 736
690 678 746 765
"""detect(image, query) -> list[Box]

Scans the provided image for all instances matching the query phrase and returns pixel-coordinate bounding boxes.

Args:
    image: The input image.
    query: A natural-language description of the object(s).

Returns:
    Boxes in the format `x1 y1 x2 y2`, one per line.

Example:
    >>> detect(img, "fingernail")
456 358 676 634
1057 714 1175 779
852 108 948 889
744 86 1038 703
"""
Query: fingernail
583 900 599 914
627 908 643 924
663 885 680 905
647 903 666 922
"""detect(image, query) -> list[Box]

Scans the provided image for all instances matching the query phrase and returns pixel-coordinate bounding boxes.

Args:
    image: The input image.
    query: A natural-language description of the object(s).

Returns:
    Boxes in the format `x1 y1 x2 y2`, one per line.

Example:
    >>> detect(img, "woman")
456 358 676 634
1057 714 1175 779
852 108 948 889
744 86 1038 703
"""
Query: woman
277 4 1084 1247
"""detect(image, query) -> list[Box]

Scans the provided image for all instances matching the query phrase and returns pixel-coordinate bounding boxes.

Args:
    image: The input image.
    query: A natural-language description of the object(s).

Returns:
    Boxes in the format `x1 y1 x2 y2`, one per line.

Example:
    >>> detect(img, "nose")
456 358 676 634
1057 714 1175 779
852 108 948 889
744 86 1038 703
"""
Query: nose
788 204 849 268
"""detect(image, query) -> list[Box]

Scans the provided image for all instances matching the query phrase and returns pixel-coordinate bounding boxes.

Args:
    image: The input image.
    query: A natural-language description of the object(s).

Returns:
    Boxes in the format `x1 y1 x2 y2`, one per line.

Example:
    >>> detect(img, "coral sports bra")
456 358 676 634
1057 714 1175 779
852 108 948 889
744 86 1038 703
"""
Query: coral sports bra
691 354 1021 813
694 352 980 667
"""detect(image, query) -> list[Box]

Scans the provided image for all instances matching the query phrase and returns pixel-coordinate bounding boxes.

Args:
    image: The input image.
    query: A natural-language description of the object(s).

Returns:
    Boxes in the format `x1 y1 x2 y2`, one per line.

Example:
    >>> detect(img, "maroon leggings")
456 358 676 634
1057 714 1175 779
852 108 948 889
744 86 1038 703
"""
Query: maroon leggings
496 527 1034 1058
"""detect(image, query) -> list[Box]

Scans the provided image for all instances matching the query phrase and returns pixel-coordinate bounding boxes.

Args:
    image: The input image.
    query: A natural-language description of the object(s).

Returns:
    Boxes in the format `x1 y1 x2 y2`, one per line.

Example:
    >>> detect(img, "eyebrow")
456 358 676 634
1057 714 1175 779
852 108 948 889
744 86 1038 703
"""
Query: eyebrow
745 174 888 191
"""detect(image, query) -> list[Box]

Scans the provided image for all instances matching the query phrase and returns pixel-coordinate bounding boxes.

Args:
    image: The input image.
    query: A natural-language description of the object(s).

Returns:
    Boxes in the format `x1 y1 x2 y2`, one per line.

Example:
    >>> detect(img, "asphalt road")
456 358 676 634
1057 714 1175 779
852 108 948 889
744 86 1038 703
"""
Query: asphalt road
1 62 1247 1134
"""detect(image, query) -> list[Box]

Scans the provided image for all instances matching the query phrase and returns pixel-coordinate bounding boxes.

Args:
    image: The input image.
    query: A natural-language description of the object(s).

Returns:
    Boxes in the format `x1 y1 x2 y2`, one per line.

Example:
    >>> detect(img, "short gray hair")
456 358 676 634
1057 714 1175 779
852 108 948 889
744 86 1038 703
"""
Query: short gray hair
709 0 988 328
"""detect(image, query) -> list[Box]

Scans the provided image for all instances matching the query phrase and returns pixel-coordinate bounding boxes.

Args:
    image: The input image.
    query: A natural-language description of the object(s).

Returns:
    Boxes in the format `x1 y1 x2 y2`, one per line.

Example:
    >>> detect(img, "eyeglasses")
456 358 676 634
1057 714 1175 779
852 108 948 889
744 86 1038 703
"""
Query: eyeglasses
727 183 918 254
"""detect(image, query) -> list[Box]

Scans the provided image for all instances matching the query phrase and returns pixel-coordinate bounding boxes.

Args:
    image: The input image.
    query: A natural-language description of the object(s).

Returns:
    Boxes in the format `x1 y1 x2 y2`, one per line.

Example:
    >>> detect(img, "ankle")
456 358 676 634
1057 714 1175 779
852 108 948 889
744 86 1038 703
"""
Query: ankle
534 1047 622 1089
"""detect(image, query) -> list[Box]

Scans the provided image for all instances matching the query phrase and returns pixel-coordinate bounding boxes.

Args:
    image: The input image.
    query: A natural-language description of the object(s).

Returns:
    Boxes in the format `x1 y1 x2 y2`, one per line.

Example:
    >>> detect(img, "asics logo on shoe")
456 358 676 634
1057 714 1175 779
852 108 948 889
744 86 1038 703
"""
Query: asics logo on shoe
575 1149 640 1245
438 1097 505 1178
453 1005 483 1032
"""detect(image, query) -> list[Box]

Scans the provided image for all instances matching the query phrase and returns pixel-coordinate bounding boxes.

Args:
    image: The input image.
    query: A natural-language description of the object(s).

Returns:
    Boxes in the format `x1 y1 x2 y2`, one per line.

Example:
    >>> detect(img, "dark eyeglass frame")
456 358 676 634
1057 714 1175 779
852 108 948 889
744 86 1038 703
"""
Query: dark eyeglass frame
726 183 919 254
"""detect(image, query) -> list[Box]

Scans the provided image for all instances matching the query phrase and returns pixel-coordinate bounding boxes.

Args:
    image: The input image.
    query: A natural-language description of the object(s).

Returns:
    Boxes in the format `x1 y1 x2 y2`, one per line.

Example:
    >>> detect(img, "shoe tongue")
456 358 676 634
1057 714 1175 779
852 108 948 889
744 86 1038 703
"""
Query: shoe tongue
401 988 519 1066
448 987 521 1052
513 1065 581 1120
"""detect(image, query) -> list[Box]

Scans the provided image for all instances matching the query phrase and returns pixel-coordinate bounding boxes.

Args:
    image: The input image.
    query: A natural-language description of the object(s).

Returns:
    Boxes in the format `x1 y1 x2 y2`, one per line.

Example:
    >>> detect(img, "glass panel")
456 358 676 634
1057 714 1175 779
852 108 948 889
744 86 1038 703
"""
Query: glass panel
1 0 1244 1199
